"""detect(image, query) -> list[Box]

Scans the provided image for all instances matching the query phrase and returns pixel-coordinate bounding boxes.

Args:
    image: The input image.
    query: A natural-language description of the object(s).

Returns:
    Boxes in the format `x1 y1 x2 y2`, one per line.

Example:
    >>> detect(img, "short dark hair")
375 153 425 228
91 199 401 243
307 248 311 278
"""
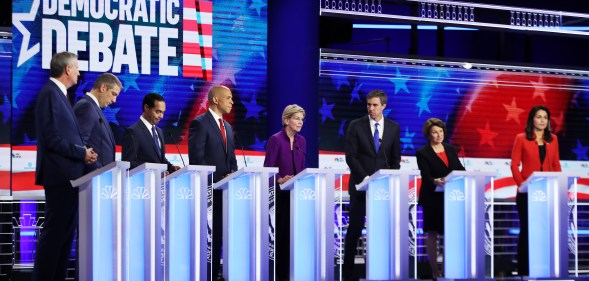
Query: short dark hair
366 89 387 105
49 52 77 78
525 105 553 142
142 93 165 111
422 118 446 140
92 73 122 90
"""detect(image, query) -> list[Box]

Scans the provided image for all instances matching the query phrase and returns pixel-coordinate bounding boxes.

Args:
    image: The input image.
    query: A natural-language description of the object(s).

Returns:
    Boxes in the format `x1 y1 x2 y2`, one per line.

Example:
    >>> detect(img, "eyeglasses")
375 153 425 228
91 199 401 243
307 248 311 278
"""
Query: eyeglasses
291 117 304 122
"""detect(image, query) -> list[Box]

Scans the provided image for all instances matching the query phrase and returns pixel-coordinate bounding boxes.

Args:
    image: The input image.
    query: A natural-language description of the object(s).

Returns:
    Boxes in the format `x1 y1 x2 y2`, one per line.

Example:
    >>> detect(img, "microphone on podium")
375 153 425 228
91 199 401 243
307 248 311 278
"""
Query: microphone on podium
168 132 186 167
233 132 247 168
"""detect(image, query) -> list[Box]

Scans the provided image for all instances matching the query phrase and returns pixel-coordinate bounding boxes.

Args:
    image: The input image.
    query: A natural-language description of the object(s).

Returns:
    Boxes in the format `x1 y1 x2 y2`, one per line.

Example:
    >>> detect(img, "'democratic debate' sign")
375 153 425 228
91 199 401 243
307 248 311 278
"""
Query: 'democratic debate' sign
14 0 212 79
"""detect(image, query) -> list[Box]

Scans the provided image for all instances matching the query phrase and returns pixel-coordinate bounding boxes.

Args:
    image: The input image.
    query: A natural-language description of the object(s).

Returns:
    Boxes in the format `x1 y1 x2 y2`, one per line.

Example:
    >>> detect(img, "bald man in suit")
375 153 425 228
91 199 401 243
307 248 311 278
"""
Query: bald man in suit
189 85 238 281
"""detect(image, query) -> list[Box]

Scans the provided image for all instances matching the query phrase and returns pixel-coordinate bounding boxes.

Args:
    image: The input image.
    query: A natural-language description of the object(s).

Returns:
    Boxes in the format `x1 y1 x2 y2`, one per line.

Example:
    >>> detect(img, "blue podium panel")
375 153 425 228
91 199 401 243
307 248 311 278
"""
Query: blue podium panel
519 172 580 279
281 168 345 281
71 161 130 281
357 169 419 281
215 167 278 281
126 163 167 281
440 171 495 281
166 165 215 281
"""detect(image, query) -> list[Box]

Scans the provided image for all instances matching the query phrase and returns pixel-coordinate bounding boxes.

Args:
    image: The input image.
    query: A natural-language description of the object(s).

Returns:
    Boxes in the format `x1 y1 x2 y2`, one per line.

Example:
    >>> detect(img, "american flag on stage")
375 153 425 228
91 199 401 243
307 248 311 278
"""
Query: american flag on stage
183 0 213 80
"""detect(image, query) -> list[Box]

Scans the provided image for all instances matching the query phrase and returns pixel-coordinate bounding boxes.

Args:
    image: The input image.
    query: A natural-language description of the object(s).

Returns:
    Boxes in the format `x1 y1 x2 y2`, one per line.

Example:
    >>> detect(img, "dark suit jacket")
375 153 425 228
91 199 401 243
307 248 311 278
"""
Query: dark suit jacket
188 110 238 183
416 143 465 206
121 119 174 172
35 80 87 187
345 115 401 195
510 132 561 187
73 95 116 172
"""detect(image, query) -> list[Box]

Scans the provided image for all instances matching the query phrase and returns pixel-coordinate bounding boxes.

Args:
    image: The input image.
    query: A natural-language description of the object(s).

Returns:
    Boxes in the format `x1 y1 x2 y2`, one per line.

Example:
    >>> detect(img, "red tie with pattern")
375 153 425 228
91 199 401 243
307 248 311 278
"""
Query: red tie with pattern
219 118 227 147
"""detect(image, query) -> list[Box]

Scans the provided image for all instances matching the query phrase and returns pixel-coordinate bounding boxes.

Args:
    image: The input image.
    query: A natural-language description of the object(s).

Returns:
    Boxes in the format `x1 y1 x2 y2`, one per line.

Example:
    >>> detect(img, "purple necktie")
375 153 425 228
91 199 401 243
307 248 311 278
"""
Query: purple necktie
374 123 380 153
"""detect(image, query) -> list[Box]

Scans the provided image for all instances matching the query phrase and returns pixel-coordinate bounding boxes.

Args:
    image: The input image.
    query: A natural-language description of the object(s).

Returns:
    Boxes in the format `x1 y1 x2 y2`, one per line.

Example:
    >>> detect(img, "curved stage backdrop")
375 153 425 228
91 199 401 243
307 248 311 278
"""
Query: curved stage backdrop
318 51 589 200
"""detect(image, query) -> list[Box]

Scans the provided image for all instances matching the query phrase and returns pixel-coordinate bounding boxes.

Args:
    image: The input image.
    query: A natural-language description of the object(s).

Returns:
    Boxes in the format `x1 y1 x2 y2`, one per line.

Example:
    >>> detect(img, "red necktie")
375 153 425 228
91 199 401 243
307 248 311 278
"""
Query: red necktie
219 118 227 147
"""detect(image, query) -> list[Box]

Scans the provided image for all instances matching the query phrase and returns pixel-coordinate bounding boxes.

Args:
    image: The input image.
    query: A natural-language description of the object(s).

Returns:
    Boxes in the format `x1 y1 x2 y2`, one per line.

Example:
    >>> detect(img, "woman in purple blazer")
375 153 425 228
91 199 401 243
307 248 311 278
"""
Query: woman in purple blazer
263 104 306 281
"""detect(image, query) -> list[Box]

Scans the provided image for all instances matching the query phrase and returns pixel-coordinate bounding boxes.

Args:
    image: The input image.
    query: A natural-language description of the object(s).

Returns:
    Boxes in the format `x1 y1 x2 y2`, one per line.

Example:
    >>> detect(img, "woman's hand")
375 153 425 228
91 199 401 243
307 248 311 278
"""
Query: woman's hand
277 175 293 185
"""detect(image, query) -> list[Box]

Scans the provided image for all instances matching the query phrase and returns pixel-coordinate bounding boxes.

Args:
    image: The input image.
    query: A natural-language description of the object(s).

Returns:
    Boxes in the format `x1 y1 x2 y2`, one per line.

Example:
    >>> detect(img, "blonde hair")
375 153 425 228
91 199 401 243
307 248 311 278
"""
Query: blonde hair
282 104 305 127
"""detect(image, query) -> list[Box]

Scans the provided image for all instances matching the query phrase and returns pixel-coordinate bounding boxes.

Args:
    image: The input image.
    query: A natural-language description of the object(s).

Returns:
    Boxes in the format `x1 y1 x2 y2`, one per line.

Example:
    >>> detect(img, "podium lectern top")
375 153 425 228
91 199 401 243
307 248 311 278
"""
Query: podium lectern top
70 161 130 187
280 168 347 191
167 165 215 180
214 167 278 190
445 170 495 179
356 169 419 191
128 162 168 177
519 171 585 193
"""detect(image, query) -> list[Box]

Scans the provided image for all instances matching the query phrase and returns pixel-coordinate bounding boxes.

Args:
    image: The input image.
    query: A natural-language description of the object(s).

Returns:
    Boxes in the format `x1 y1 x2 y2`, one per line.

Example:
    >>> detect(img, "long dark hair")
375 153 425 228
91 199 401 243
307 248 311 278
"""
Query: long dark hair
525 105 553 142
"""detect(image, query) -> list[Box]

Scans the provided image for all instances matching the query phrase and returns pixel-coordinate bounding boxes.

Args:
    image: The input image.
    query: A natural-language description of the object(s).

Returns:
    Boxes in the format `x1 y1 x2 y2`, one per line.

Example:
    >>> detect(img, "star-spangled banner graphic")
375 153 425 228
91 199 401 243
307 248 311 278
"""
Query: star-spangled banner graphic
319 53 589 199
8 0 267 192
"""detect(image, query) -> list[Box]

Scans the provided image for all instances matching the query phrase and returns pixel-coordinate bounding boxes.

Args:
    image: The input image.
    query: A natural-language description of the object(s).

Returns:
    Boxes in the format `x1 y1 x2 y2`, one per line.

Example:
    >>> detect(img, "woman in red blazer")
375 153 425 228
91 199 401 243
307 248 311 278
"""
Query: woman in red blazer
510 105 561 276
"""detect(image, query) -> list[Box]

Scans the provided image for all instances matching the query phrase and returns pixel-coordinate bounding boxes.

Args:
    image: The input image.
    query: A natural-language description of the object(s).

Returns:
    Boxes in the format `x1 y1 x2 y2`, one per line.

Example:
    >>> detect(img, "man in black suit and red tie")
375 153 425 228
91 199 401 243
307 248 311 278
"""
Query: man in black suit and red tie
74 73 122 172
188 85 238 281
343 89 401 281
33 51 98 281
121 93 180 174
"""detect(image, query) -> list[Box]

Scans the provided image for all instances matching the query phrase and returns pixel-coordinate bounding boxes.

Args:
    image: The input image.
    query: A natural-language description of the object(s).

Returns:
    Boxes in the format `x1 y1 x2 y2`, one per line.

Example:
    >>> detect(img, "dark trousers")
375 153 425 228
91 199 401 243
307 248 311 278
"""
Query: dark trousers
516 192 529 276
212 189 223 279
275 187 291 281
343 194 366 278
32 186 78 281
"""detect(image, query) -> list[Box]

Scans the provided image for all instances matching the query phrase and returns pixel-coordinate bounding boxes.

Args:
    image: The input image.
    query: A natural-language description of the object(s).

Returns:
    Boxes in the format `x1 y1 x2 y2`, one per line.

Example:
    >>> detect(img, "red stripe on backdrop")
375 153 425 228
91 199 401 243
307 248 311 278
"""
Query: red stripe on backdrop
184 0 196 9
183 43 202 54
0 144 10 147
196 1 213 13
183 19 200 32
12 146 37 151
12 171 41 191
199 24 212 35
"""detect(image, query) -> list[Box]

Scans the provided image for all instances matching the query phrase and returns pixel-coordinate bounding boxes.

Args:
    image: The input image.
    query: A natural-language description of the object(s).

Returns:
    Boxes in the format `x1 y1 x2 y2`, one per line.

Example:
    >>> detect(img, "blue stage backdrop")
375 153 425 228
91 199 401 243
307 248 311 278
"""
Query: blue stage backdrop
0 37 10 194
11 0 268 192
318 51 589 199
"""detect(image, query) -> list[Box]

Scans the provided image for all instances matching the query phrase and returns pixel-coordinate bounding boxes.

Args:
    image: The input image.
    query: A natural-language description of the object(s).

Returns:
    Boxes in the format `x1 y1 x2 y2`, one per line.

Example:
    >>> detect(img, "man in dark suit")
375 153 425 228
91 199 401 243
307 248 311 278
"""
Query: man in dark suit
343 89 401 280
74 73 122 172
32 52 98 281
188 85 238 280
121 93 179 174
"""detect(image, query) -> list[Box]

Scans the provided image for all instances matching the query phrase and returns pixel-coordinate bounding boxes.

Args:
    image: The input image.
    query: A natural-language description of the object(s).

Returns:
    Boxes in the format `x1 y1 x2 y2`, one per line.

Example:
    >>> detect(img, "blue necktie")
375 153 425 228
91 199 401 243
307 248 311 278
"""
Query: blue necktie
152 125 161 154
374 123 380 154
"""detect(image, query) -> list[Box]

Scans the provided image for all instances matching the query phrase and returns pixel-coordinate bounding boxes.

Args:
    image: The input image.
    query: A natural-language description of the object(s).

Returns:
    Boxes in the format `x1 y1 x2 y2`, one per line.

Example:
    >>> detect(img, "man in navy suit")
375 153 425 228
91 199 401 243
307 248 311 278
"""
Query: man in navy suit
343 89 401 281
32 52 98 281
189 85 238 280
74 73 122 172
121 93 180 174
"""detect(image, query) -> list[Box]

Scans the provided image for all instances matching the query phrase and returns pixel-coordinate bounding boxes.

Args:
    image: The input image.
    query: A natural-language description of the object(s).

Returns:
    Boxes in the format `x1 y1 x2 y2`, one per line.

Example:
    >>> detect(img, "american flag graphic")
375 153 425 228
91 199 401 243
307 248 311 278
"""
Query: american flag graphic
183 0 213 80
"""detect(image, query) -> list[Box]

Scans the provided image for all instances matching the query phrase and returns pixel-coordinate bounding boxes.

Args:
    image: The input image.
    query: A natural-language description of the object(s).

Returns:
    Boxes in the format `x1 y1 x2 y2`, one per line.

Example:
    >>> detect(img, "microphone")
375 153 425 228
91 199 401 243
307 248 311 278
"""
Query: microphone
97 117 104 168
379 139 390 169
167 132 186 167
233 132 247 167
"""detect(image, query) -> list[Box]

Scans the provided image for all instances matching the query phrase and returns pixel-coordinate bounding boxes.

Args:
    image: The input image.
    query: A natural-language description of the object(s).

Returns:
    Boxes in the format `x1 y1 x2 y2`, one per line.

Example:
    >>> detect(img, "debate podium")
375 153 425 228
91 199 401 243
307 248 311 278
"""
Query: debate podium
125 163 168 281
165 165 216 281
435 170 495 281
70 161 130 281
214 167 278 281
280 168 345 281
356 169 420 281
519 171 583 279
